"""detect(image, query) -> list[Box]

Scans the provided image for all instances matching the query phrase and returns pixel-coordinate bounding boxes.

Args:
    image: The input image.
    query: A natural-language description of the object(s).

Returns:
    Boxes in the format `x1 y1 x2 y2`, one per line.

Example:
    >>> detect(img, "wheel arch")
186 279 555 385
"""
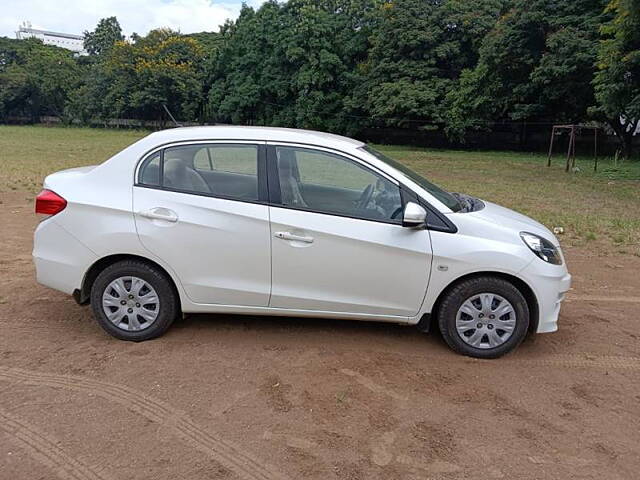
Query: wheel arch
75 254 182 311
418 271 539 334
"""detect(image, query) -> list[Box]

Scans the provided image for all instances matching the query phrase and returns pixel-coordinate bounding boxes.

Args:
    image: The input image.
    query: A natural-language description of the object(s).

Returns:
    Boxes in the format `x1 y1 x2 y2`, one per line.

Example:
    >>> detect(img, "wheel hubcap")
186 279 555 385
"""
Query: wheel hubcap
455 293 516 349
102 276 159 331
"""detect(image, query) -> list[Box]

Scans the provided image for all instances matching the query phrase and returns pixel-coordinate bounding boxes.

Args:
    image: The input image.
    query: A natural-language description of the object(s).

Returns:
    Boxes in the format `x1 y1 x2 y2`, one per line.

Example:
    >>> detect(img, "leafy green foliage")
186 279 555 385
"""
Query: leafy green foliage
205 0 505 133
593 0 640 157
362 0 505 128
446 0 607 138
83 16 124 56
0 37 80 121
120 30 205 121
66 28 205 124
207 0 374 133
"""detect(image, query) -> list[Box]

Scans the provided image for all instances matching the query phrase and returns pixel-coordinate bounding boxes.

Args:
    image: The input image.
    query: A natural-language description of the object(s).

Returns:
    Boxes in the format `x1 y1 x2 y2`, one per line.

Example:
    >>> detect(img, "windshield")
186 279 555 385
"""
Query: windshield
361 146 462 212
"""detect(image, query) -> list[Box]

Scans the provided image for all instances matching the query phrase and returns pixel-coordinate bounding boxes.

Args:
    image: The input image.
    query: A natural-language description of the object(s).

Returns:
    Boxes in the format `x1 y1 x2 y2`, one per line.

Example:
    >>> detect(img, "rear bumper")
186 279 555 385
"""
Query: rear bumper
33 219 97 295
519 259 571 333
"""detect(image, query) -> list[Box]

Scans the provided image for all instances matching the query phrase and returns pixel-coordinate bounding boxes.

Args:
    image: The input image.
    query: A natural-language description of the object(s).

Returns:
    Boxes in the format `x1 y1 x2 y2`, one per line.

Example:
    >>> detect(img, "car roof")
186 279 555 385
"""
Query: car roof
99 124 452 214
146 126 365 150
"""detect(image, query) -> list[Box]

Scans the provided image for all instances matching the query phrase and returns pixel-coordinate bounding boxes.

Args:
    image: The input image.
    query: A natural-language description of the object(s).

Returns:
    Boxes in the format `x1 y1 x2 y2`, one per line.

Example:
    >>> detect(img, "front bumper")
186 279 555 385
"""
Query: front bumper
519 258 572 333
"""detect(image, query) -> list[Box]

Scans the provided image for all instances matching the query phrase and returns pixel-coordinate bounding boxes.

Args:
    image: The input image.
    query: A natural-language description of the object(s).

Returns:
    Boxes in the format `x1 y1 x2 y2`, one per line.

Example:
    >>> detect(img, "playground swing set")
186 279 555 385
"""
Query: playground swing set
546 124 600 172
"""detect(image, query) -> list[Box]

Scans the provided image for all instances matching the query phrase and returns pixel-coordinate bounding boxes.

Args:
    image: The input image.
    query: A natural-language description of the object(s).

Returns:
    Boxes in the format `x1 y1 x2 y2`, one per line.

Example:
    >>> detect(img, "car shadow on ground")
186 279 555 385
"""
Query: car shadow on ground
174 311 448 348
171 311 542 358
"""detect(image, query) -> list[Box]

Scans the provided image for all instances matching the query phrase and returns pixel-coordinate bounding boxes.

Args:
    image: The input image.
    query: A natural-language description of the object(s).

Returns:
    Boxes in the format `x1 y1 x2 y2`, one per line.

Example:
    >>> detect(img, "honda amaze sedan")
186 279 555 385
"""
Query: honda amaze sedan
33 126 571 358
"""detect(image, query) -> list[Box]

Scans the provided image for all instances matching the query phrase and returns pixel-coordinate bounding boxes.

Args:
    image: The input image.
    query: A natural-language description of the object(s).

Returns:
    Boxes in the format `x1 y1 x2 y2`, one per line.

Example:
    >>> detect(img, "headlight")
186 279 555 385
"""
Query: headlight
520 232 562 265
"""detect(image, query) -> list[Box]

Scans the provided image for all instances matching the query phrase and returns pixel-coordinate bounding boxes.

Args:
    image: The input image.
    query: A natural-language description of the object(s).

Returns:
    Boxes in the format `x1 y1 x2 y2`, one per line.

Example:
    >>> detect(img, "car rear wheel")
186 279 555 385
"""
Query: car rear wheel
90 260 179 341
437 276 529 358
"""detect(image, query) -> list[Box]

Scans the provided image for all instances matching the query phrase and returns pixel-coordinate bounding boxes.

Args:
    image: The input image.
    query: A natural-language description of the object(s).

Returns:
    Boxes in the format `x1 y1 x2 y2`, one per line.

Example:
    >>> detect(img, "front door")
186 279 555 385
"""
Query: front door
267 144 432 317
133 142 271 306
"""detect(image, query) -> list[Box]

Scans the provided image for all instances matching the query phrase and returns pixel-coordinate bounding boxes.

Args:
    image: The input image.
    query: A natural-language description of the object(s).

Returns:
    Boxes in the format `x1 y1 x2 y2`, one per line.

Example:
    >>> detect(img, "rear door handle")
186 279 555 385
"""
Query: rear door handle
139 207 178 223
274 231 314 243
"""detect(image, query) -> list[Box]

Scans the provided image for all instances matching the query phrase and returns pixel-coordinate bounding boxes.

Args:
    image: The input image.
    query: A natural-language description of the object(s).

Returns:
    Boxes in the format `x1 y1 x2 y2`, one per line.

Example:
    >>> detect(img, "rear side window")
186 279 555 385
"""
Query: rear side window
138 144 260 202
193 145 257 176
163 145 211 194
138 152 160 186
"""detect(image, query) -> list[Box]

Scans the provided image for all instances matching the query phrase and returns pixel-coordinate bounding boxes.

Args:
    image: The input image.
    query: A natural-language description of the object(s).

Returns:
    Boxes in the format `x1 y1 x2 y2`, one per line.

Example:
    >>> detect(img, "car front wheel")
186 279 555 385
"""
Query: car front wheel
90 260 179 341
438 276 530 358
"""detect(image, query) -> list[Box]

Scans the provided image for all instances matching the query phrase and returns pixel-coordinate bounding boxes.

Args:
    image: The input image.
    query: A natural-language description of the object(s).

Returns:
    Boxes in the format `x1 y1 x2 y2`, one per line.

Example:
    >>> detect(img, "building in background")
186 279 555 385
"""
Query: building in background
15 22 86 54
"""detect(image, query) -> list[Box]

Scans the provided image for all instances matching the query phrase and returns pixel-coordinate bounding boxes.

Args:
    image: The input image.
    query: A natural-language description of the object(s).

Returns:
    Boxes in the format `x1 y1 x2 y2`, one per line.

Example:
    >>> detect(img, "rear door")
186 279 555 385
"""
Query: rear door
267 144 432 317
133 141 272 306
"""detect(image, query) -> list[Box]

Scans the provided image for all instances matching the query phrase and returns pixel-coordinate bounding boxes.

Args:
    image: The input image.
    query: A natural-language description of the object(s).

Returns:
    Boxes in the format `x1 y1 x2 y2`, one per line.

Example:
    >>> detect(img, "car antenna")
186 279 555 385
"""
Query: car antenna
162 104 183 127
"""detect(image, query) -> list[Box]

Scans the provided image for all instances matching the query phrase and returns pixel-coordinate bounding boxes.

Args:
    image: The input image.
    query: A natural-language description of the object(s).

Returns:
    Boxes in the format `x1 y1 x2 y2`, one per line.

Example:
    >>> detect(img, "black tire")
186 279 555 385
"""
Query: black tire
437 276 529 359
90 260 179 341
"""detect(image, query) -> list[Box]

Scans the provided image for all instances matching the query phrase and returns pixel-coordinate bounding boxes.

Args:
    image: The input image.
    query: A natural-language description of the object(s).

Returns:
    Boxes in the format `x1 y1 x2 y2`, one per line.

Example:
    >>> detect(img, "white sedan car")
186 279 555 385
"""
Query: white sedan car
33 126 571 358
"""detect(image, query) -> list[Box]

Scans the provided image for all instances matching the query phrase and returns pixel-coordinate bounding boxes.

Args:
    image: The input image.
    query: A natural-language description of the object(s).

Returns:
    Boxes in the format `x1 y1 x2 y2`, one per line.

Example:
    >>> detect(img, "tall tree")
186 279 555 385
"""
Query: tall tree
207 0 375 133
67 29 206 124
109 29 204 122
446 0 607 140
277 0 375 131
361 0 505 129
0 37 80 121
84 17 124 56
0 37 31 120
592 0 640 158
207 3 274 125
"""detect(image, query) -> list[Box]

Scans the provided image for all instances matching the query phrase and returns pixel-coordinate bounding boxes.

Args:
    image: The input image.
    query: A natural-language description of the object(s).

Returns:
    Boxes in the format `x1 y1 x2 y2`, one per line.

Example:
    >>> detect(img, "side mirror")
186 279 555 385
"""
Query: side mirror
402 202 427 229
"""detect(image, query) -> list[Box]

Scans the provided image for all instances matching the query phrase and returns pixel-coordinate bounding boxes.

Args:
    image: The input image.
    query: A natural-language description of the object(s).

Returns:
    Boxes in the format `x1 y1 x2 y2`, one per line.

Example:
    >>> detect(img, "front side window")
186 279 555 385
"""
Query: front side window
138 144 259 201
274 146 402 222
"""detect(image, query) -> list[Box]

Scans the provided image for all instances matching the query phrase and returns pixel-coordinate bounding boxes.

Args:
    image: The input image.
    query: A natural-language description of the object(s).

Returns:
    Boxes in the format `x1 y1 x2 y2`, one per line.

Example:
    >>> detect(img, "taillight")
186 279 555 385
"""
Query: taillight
35 189 67 216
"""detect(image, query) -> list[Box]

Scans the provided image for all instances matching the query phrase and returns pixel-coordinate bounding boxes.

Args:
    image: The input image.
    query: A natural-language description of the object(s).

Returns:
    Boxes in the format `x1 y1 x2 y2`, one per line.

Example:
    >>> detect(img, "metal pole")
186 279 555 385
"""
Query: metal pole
571 126 577 171
594 128 598 172
162 104 183 127
547 126 555 167
565 126 573 172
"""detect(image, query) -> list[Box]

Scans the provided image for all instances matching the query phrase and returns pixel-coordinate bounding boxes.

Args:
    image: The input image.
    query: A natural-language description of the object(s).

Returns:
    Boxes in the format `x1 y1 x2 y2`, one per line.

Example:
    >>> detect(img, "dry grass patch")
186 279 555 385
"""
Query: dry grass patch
375 145 640 254
0 126 637 254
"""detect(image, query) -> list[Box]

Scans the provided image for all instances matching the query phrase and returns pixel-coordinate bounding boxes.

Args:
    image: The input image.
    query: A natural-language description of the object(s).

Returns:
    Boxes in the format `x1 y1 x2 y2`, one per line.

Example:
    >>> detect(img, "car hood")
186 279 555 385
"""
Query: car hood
463 200 558 246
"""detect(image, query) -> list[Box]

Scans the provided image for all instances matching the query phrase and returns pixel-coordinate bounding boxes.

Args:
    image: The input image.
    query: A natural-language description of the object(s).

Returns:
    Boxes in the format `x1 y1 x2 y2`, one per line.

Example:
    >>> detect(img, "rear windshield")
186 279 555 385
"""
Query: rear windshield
361 146 461 212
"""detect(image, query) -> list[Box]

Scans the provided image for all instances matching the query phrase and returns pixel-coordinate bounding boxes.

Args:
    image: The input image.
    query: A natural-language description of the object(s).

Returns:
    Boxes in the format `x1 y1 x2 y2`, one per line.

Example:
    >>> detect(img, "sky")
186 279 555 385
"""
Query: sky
0 0 266 38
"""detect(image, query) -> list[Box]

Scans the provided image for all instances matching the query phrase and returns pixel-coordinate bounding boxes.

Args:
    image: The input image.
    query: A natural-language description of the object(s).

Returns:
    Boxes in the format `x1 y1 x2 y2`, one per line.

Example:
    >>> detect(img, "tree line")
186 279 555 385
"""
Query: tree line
0 0 638 157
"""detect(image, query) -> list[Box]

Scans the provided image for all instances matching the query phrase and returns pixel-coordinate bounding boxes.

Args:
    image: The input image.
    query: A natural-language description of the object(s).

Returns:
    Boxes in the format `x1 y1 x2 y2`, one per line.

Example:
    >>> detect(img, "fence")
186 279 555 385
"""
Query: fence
4 115 203 129
3 116 638 157
361 124 638 157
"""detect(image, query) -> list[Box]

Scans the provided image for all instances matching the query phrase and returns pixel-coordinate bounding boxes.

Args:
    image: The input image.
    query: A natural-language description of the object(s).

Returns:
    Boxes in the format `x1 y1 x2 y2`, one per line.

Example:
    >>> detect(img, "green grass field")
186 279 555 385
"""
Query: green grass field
1 125 638 254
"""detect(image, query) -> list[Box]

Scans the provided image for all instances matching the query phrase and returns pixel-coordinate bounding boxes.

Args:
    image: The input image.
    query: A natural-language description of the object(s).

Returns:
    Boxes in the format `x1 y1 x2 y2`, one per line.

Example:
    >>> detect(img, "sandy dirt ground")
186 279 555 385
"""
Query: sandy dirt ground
1 190 639 480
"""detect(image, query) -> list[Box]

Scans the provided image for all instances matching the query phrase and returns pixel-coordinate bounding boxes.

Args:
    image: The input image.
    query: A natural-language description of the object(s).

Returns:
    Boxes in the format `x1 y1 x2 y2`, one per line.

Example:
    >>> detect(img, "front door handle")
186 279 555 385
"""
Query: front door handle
139 207 178 223
274 231 314 243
